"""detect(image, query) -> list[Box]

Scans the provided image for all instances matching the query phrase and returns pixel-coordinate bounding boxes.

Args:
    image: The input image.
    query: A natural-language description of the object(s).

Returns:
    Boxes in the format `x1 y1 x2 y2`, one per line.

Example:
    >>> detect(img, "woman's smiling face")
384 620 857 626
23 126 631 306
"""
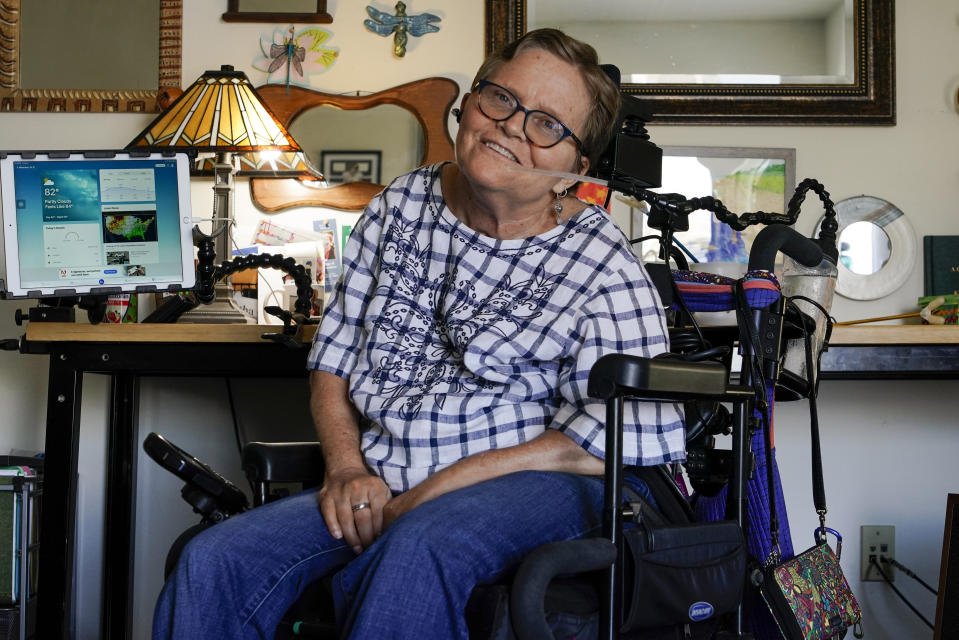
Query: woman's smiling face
454 48 590 201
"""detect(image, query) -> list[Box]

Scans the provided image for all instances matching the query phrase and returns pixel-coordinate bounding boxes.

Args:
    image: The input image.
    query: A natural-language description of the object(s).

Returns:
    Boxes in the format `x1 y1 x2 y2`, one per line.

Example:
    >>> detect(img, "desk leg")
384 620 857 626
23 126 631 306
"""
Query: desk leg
103 373 138 640
37 349 81 640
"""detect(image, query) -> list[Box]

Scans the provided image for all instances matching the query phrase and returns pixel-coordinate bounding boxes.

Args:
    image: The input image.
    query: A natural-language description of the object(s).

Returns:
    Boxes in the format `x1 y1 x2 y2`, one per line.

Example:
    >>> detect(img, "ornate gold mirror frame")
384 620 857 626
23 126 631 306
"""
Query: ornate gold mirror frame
486 0 894 125
250 77 459 211
0 0 182 113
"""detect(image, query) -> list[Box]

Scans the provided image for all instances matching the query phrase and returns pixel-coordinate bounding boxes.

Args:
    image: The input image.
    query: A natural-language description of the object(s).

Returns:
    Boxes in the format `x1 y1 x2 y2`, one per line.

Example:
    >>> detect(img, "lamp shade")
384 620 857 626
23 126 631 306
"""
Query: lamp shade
193 150 324 180
126 65 301 154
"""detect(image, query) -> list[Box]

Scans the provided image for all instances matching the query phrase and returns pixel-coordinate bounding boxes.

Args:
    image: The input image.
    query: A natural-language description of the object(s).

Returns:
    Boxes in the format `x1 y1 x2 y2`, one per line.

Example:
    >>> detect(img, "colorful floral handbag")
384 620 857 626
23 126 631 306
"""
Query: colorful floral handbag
760 529 862 639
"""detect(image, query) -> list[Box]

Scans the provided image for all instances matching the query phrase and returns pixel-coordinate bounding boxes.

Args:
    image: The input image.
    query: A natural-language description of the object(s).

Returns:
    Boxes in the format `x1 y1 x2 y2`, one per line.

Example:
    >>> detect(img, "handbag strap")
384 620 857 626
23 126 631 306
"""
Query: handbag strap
790 295 835 547
758 293 834 564
803 306 828 530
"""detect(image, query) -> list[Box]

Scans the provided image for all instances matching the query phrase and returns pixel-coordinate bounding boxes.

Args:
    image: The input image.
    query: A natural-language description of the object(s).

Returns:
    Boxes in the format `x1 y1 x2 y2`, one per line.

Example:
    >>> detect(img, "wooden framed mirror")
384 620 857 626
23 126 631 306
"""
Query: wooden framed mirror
250 77 459 211
222 0 332 23
486 0 894 125
0 0 182 113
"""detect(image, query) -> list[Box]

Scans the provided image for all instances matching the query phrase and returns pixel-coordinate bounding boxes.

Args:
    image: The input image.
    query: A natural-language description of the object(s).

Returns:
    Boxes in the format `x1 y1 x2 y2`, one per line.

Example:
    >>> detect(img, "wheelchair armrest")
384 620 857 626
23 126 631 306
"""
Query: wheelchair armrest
241 441 325 485
587 353 730 401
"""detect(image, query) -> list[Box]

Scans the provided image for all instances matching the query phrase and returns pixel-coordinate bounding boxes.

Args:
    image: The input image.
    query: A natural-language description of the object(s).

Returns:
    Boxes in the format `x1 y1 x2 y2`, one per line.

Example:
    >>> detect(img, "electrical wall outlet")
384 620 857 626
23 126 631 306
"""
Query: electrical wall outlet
861 525 895 581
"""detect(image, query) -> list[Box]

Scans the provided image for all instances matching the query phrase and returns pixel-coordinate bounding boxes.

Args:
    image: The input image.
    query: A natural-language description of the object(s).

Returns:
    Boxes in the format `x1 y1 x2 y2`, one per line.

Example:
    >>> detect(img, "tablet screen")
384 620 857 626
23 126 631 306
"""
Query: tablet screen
0 151 195 298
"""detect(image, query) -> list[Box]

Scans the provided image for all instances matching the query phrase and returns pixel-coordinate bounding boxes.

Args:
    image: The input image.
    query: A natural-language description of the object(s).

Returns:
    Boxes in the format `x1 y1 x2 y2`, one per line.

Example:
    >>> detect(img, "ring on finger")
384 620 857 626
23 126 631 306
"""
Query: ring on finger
351 502 371 512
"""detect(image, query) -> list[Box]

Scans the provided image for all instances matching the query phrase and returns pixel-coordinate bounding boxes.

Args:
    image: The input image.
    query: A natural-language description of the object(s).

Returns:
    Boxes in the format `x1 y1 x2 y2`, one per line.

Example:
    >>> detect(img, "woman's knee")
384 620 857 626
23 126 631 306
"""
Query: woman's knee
172 491 326 582
173 521 243 583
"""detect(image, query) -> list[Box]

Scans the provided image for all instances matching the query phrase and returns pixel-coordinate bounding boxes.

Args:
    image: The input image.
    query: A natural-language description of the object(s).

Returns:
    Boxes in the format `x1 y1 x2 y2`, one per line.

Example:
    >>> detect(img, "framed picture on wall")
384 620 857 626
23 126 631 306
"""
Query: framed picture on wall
320 150 382 185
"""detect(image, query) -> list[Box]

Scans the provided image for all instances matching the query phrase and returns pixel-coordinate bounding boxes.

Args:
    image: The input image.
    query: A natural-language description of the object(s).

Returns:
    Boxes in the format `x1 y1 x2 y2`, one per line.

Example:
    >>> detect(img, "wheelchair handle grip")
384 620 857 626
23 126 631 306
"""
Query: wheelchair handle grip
747 224 823 272
510 538 616 640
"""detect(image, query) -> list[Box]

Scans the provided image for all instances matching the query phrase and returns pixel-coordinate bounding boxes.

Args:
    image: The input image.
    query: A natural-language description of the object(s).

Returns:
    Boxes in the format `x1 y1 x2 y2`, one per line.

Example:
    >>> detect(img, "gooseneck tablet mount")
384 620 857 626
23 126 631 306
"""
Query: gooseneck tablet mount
192 227 317 345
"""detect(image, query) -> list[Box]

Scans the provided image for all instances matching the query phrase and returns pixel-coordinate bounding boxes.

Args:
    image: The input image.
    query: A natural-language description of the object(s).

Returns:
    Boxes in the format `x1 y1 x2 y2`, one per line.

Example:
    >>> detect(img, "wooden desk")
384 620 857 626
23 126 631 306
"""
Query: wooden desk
21 323 315 640
20 322 958 638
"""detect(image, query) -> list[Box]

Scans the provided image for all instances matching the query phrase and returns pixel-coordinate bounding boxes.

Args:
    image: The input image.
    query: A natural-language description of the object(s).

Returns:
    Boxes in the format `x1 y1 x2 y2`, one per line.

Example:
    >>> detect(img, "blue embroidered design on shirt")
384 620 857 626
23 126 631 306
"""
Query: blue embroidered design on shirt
370 213 566 419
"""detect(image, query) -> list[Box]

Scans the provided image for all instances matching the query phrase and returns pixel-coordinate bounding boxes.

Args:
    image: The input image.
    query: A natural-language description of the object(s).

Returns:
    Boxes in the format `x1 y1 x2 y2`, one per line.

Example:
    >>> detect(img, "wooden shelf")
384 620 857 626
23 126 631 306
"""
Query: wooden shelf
24 322 955 347
823 325 959 379
24 322 317 344
830 325 959 345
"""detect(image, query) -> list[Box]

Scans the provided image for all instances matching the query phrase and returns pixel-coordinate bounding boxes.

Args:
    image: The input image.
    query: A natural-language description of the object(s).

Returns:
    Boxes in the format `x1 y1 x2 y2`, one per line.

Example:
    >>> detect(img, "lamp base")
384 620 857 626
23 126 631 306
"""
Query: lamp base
177 299 252 324
179 285 252 324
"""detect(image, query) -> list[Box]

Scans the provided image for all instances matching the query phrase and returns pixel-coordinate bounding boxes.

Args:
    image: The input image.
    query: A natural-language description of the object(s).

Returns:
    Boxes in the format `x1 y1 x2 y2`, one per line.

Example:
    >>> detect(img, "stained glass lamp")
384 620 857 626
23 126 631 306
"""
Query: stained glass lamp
126 65 318 306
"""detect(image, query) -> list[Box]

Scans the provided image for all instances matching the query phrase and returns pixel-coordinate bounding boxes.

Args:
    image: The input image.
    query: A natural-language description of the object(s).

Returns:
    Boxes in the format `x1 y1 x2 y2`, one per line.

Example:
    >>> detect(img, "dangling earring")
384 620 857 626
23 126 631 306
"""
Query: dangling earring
452 108 462 123
554 189 568 225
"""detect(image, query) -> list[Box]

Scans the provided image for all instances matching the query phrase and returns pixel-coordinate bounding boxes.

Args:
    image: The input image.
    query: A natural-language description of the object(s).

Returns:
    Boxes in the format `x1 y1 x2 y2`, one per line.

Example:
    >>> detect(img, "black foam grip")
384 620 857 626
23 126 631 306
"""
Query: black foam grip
747 224 823 272
510 538 616 640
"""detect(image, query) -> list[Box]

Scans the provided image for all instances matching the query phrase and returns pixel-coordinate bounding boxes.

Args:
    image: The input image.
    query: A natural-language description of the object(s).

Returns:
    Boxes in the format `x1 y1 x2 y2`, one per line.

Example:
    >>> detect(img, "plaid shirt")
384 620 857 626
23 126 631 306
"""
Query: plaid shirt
307 164 684 492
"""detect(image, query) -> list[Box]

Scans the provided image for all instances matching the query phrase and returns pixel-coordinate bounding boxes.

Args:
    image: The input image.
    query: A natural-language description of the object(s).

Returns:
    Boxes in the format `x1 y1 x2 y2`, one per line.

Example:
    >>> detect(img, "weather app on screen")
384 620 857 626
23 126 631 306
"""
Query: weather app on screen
12 157 184 291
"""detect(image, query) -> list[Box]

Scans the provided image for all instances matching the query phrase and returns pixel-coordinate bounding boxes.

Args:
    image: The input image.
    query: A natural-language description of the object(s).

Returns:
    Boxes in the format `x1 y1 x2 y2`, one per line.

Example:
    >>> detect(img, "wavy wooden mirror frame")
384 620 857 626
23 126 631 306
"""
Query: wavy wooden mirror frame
485 0 894 125
250 77 459 211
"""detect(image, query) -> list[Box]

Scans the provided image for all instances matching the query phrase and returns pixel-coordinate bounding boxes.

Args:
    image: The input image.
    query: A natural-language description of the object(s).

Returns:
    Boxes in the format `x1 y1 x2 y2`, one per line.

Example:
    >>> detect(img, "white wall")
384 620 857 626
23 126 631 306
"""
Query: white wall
0 1 956 637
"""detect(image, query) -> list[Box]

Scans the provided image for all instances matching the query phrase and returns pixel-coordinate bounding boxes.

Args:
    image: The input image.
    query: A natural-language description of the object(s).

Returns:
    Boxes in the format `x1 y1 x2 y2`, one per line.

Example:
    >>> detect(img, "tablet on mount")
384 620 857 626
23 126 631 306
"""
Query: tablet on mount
0 150 195 302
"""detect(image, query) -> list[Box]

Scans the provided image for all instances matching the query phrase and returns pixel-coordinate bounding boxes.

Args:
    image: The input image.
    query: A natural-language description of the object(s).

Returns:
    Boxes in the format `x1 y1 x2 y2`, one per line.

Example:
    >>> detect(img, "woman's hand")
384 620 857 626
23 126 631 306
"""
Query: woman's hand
317 466 392 553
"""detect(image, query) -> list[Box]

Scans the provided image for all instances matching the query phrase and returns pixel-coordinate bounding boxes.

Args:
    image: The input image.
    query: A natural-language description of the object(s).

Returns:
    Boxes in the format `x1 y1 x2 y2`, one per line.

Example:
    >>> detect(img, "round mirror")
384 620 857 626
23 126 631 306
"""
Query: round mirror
838 220 891 275
289 104 424 187
821 195 916 300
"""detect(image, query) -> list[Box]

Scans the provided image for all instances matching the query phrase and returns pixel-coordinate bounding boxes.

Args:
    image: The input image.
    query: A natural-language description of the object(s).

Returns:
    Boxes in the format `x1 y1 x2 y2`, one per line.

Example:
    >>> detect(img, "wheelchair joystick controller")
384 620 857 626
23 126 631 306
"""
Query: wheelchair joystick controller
181 484 232 523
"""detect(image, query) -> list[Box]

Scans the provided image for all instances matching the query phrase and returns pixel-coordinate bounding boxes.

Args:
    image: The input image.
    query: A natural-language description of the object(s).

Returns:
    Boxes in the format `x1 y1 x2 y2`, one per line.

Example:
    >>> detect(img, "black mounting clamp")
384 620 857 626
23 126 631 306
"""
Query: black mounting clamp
262 305 318 349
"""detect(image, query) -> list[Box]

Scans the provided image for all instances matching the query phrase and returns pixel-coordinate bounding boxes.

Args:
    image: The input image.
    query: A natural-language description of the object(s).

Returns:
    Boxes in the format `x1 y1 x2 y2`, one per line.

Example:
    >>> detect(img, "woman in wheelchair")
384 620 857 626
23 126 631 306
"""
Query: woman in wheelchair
154 28 685 639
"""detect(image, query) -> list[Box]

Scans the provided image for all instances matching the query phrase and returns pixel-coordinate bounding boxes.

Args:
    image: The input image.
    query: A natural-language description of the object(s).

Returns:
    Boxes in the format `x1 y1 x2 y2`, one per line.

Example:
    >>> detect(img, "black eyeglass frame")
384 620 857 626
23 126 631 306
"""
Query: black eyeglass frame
472 79 584 151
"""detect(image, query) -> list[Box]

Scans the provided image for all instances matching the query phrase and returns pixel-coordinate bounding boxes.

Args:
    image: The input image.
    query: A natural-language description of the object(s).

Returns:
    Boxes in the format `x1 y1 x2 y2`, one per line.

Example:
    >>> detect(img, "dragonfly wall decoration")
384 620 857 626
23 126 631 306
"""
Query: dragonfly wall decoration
254 25 339 90
268 27 306 91
364 2 441 58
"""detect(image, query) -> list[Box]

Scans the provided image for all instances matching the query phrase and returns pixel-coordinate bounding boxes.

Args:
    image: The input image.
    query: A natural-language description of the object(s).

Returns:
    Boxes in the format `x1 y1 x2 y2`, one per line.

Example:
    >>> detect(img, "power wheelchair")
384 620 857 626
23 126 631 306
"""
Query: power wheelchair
147 197 840 640
147 89 843 639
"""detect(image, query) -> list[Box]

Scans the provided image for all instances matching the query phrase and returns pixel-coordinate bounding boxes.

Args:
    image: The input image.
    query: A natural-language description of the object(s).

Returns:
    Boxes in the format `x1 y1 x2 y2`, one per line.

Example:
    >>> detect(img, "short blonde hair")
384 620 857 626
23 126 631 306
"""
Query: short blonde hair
471 28 620 167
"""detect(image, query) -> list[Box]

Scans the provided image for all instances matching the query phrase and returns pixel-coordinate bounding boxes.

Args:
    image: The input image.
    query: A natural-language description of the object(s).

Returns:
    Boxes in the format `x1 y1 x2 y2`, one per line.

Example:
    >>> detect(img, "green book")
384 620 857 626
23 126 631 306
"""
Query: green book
923 236 959 297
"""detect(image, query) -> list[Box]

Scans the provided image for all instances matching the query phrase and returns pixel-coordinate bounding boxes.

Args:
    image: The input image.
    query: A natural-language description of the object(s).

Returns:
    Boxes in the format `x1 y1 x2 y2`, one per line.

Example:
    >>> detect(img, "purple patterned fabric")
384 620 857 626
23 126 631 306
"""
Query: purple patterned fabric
681 268 793 638
671 269 780 313
693 371 794 639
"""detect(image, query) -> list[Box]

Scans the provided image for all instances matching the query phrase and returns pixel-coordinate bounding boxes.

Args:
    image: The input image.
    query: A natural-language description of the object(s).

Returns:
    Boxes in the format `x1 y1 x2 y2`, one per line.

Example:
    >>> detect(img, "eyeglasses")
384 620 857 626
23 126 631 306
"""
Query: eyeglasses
473 79 583 151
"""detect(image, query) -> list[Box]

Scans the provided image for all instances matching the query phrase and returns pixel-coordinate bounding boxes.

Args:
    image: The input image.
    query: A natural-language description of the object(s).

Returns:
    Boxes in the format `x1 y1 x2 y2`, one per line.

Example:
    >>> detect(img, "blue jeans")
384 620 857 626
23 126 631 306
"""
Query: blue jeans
153 470 651 639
